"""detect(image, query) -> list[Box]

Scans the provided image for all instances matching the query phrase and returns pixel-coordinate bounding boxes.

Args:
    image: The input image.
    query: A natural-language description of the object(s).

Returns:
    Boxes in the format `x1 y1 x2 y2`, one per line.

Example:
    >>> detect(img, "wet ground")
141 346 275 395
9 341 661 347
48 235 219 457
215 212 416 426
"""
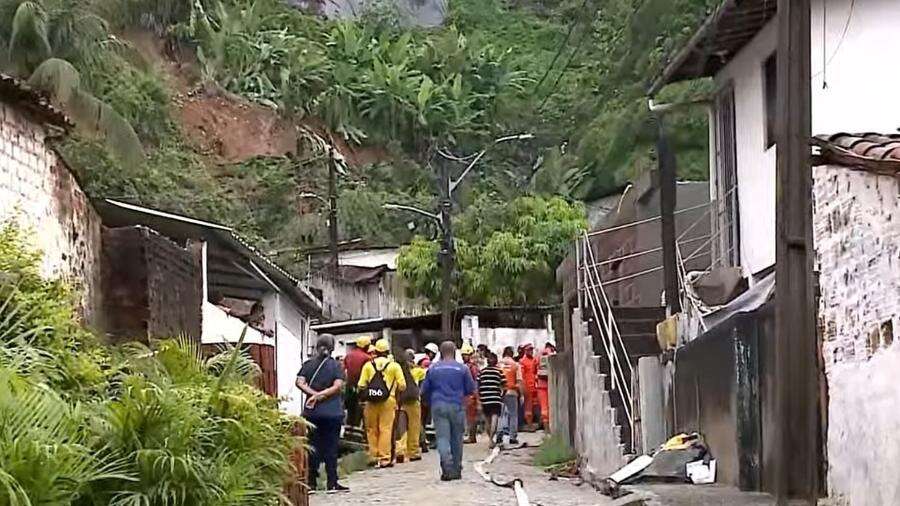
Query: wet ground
310 431 616 506
310 431 781 506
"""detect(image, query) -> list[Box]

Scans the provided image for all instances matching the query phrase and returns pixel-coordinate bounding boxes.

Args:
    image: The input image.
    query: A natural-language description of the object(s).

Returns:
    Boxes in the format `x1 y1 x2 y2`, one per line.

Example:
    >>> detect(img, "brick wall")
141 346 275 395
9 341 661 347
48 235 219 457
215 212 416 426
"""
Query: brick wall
0 101 102 325
102 226 203 342
813 166 900 505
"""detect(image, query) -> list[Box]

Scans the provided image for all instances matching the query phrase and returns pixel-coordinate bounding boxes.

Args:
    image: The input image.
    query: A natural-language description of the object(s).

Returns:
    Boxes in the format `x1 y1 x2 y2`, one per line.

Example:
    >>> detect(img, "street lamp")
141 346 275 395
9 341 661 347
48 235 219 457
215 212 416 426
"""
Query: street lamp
382 203 441 224
385 132 533 339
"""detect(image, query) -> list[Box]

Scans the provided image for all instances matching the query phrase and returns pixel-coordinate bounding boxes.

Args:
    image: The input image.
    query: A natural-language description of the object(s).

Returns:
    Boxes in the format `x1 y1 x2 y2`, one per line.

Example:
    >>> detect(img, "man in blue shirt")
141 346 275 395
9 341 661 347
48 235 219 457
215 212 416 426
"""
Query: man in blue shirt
421 341 476 481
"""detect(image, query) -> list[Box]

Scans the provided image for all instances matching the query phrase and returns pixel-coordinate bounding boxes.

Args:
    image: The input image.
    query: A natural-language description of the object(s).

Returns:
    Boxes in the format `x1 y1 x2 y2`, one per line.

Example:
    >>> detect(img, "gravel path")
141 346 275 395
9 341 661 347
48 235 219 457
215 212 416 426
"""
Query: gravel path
310 432 615 506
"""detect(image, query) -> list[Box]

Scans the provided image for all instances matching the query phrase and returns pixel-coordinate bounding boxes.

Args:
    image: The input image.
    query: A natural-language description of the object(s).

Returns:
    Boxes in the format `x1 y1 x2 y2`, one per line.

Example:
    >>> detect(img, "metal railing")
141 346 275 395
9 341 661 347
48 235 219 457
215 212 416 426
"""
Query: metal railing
577 231 635 452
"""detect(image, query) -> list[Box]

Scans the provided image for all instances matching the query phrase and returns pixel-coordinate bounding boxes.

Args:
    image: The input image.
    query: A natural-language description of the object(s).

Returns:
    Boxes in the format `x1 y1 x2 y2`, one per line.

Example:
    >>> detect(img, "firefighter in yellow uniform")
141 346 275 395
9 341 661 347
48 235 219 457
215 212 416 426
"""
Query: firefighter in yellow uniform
396 350 426 463
358 339 406 467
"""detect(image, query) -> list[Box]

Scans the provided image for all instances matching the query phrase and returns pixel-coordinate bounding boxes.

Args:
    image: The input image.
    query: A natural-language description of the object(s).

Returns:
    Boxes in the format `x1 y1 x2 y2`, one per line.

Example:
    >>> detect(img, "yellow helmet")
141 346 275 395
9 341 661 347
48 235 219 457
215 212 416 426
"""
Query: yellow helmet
461 344 475 355
355 335 372 348
374 339 390 353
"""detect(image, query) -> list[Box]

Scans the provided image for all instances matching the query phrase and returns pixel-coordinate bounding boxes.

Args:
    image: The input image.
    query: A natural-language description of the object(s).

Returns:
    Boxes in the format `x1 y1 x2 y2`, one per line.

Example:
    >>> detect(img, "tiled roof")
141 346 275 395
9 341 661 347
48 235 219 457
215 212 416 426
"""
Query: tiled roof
649 0 777 95
812 133 900 175
0 73 70 129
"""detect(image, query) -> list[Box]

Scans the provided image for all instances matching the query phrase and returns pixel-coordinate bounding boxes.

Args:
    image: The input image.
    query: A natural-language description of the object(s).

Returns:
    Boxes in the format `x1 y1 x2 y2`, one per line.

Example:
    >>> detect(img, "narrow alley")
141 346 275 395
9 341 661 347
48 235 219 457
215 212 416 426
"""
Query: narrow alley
311 432 613 506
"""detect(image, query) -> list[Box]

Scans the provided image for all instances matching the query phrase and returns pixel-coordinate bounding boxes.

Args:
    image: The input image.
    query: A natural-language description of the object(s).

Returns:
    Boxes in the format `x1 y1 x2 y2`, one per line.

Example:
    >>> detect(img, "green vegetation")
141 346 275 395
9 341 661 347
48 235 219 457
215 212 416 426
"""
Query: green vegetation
534 433 577 468
1 0 716 286
397 195 586 306
0 223 299 505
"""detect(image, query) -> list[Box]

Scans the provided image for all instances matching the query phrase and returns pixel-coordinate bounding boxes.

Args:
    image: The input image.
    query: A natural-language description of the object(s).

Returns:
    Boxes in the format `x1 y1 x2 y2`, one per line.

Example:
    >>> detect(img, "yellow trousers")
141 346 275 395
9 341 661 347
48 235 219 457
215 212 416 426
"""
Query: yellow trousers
364 398 397 465
396 401 422 460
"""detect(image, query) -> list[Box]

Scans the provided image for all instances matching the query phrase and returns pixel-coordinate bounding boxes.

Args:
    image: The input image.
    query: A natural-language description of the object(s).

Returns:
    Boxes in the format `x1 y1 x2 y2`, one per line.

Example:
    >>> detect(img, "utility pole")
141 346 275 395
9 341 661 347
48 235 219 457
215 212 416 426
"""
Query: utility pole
327 144 340 278
437 158 454 340
775 0 817 502
385 134 532 341
656 113 681 315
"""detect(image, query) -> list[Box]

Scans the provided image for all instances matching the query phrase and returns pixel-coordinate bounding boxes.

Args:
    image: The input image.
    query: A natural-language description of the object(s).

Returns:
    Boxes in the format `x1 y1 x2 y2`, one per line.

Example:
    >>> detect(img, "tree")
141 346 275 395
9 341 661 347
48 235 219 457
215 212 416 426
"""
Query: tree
397 195 586 306
0 0 143 166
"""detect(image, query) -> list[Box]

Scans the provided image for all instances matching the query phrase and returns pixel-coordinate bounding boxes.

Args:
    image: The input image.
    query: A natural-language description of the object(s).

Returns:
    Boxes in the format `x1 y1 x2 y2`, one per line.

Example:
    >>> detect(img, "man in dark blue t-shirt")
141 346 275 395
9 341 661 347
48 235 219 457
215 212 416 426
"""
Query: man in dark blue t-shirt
421 341 476 481
296 334 348 492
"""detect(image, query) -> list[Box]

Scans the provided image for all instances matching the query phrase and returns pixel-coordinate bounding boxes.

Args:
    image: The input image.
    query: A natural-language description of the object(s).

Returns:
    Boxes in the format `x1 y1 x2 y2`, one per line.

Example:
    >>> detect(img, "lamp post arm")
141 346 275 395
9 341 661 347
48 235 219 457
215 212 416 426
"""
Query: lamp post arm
448 133 534 194
382 203 442 224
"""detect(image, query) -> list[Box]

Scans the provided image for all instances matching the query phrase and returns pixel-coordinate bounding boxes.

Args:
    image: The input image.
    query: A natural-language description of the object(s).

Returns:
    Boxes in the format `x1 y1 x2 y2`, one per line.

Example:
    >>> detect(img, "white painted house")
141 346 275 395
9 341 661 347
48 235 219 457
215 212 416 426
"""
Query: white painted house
653 0 900 281
652 0 900 502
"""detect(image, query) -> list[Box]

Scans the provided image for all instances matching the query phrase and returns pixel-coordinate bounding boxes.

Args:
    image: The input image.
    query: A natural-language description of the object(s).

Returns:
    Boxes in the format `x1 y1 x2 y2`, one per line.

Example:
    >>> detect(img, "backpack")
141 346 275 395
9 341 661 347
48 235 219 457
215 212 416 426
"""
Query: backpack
363 362 391 403
398 363 420 404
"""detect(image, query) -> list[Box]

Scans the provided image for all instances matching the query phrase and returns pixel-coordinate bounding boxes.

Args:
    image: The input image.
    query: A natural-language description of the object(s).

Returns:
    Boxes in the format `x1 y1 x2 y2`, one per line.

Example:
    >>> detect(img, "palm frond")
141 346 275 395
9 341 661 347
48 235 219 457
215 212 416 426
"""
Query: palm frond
7 1 50 73
28 58 145 167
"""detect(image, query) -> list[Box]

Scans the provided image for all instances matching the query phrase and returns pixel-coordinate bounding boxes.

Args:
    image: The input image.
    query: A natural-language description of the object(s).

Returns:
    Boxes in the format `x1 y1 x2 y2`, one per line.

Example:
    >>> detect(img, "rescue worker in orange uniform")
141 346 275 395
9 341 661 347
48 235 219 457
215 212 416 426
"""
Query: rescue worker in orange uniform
358 339 406 467
518 343 539 427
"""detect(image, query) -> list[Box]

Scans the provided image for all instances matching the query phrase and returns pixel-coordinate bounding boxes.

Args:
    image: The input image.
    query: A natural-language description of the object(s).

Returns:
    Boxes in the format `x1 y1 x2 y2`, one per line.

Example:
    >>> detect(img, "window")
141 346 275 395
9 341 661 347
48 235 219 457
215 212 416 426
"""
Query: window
715 85 740 267
764 53 777 149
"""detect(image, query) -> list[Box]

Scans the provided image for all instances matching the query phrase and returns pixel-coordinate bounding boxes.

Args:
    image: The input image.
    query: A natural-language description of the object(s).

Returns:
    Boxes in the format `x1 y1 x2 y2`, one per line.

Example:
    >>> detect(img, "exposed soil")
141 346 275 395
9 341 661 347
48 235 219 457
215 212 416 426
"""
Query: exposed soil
123 29 393 167
122 29 199 93
178 91 301 164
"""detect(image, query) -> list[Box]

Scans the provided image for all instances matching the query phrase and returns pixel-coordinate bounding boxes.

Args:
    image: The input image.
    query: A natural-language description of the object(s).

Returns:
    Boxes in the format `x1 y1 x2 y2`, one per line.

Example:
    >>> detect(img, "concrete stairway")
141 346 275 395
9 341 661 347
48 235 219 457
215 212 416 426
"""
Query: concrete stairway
587 306 665 455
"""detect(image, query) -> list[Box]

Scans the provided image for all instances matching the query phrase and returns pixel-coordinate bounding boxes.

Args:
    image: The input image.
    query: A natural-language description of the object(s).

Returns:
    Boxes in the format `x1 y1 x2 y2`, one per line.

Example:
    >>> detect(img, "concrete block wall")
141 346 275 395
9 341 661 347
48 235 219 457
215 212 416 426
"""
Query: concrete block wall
813 166 900 506
571 308 629 482
548 350 572 444
0 102 102 325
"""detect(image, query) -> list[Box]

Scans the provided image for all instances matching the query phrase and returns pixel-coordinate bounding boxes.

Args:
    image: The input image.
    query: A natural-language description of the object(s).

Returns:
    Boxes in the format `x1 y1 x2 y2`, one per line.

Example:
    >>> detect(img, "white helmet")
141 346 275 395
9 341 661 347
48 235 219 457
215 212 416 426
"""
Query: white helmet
424 343 439 355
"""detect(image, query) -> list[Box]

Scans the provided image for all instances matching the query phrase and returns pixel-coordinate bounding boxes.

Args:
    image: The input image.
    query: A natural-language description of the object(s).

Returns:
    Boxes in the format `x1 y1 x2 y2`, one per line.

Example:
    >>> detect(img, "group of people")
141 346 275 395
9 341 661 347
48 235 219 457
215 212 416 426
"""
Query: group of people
472 342 557 448
295 333 557 489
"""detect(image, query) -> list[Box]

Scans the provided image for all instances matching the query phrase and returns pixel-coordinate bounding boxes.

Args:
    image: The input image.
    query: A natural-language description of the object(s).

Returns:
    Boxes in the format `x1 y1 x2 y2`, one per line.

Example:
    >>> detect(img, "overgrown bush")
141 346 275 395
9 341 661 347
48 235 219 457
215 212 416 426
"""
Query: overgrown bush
0 224 301 505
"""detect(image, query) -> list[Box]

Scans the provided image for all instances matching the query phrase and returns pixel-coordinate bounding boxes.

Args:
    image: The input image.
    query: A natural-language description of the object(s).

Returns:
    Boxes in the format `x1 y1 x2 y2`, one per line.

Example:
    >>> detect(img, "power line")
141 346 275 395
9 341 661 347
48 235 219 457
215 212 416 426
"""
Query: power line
537 26 591 111
532 0 590 96
814 0 856 83
536 4 600 111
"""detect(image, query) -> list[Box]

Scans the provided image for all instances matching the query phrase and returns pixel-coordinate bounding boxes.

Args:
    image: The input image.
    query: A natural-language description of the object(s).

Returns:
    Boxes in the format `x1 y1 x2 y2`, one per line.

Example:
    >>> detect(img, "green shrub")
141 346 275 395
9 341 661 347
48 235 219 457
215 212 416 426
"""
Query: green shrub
533 433 577 468
0 224 301 505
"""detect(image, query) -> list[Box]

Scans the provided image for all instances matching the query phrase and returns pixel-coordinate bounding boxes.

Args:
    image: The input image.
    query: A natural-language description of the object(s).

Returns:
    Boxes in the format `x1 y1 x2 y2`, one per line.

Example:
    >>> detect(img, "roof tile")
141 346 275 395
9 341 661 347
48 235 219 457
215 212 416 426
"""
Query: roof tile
813 133 900 175
0 73 70 128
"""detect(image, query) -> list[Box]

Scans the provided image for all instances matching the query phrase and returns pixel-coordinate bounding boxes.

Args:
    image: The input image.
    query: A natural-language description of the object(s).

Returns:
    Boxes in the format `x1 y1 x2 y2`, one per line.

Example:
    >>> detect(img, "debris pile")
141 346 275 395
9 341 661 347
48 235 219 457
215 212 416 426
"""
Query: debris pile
601 432 716 497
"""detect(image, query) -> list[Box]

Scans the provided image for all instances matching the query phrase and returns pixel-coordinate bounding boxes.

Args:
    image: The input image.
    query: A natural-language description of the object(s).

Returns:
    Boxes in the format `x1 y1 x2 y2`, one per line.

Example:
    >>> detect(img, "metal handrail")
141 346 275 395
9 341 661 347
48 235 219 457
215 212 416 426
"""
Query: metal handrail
583 235 635 398
578 232 635 451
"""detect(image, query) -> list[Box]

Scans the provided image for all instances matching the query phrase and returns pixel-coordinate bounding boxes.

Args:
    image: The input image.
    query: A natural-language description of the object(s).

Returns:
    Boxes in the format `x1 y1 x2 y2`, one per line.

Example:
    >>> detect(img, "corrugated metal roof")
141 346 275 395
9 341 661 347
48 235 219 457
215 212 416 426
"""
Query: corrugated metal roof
812 133 900 175
0 73 71 128
97 199 323 315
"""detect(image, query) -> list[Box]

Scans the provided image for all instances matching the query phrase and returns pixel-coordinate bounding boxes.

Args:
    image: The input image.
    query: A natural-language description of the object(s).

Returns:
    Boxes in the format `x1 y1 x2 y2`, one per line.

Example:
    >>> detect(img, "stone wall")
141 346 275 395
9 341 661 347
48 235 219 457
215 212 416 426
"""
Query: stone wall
0 101 102 325
570 308 628 482
814 166 900 505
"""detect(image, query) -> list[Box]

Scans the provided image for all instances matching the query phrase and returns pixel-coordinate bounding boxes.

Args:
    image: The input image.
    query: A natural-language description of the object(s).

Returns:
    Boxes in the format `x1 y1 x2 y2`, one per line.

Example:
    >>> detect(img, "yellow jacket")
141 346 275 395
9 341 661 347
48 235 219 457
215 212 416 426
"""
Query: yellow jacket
410 365 426 385
358 357 406 393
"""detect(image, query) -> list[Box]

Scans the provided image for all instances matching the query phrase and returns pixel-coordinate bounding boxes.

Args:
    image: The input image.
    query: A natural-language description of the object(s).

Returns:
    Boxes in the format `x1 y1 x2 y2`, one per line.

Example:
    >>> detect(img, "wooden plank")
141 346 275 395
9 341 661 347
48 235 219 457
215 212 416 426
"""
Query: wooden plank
774 0 819 502
656 114 681 314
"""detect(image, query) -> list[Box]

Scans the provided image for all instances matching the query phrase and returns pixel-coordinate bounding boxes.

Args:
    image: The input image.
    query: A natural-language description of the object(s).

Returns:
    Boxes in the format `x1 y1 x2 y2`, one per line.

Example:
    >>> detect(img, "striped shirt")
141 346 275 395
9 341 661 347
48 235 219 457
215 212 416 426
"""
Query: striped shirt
478 366 504 407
